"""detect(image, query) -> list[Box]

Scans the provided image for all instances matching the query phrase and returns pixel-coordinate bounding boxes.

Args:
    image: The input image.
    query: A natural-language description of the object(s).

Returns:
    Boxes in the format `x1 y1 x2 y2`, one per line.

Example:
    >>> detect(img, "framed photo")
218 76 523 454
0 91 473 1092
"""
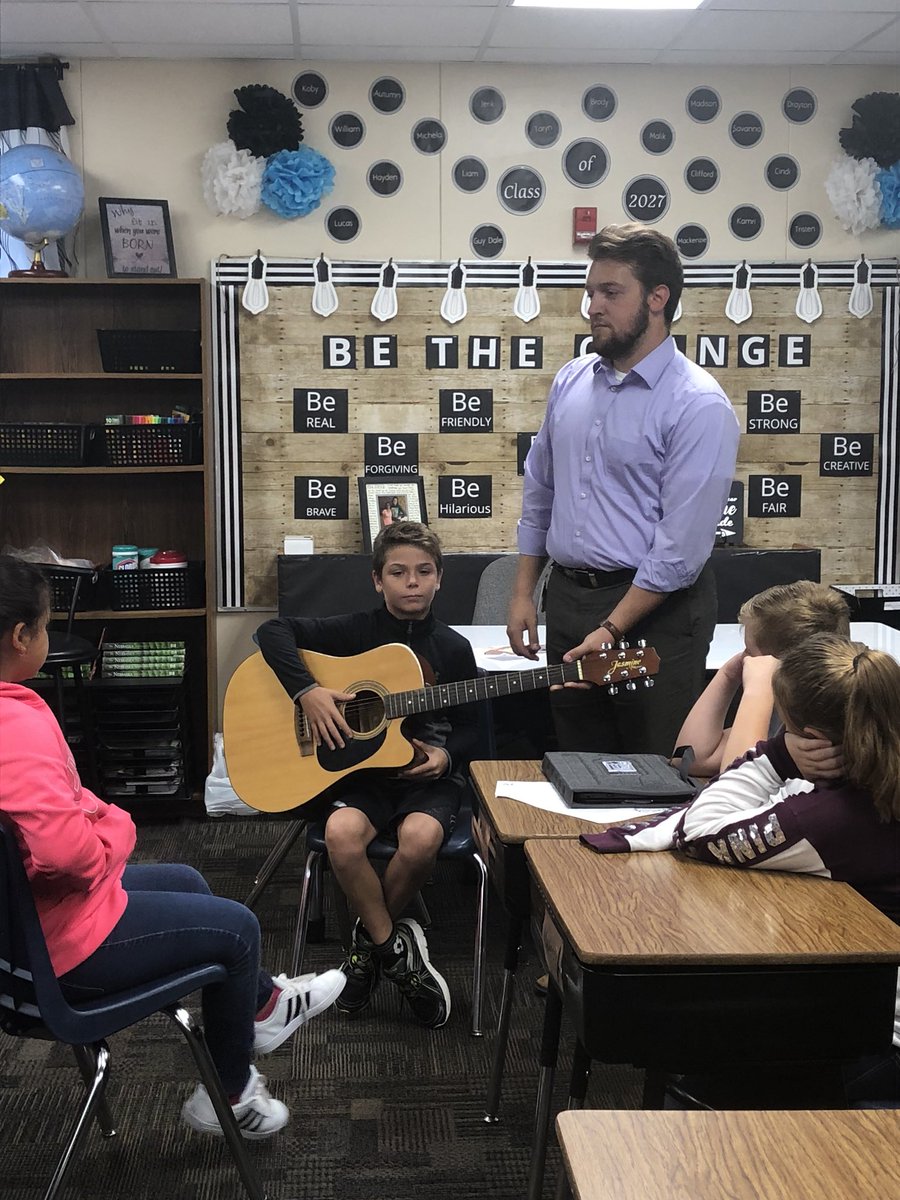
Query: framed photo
99 197 177 278
358 476 428 552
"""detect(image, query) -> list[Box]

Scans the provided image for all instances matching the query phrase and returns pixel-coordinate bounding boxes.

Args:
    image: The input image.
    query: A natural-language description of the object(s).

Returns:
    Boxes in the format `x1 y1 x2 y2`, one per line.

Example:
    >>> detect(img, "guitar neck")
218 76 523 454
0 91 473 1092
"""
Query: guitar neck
385 660 583 719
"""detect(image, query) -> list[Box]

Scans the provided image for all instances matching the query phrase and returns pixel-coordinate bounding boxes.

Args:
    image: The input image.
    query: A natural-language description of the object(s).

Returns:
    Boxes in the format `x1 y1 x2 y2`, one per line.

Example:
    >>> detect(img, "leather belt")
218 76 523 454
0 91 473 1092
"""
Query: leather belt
553 564 636 589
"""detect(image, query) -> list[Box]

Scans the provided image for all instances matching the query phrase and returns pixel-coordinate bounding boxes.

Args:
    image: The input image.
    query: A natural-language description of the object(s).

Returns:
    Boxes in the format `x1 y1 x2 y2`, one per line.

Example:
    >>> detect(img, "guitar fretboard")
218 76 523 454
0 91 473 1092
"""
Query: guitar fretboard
385 660 583 718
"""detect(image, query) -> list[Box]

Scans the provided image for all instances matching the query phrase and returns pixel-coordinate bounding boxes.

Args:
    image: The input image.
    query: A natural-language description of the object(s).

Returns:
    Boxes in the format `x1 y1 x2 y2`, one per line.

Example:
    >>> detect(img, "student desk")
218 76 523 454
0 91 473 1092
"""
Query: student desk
469 760 634 1122
555 1108 900 1200
525 837 900 1200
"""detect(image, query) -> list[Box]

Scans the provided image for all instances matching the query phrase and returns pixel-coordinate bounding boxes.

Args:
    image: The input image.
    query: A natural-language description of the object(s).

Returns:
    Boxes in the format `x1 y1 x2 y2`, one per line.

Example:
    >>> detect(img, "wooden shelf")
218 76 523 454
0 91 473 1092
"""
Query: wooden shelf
0 372 204 381
1 465 204 475
54 609 207 621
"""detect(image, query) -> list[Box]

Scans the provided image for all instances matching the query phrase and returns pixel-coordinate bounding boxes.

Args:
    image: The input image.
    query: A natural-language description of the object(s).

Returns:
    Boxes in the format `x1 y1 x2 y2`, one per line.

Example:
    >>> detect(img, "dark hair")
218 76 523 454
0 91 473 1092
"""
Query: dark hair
773 633 900 822
0 555 51 637
372 522 442 576
587 222 683 325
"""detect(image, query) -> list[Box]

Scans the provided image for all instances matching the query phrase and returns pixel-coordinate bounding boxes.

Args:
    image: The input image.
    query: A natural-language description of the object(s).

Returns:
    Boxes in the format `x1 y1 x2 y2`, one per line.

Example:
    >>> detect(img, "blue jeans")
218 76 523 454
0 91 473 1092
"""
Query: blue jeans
59 864 275 1095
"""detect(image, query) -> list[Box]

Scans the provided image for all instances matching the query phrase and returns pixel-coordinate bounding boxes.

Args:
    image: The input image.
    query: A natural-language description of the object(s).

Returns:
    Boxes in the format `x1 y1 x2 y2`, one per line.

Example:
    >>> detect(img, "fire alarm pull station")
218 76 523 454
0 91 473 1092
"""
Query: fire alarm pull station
572 207 597 246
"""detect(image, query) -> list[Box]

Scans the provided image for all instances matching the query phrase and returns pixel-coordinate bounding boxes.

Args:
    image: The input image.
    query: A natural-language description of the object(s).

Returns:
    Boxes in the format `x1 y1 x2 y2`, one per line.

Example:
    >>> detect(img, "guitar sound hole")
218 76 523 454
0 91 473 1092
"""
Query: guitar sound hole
345 689 385 735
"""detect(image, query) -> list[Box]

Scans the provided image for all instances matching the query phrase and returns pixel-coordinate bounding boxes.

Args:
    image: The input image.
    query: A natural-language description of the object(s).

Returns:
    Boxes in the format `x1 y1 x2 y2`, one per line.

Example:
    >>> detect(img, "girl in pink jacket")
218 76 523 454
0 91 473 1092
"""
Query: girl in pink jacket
0 556 344 1137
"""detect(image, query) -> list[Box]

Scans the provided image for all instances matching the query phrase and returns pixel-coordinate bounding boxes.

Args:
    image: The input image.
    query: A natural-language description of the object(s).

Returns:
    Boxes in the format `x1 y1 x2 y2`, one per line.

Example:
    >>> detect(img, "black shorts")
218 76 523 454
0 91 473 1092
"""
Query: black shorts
328 775 463 840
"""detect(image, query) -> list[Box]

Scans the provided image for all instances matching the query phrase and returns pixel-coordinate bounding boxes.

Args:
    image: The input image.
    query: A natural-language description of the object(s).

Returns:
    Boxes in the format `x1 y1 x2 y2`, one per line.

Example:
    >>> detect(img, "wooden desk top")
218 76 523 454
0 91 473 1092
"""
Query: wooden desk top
470 760 621 842
556 1109 900 1200
526 837 900 967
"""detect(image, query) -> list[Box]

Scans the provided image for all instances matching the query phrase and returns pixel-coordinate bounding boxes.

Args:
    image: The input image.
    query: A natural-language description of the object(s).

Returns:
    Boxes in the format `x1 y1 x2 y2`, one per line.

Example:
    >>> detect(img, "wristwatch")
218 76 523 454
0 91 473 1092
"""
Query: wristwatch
599 618 624 643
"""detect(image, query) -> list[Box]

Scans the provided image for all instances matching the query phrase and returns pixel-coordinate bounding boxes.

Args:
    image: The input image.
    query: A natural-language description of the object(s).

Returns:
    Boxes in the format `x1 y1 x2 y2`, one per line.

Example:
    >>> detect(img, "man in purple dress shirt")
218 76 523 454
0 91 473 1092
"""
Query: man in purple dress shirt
507 223 740 755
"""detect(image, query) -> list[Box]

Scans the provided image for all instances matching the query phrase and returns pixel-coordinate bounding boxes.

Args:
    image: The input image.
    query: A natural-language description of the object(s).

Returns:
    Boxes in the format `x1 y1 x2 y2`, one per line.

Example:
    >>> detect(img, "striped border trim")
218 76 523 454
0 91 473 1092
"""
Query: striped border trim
875 287 899 584
212 276 245 610
213 258 900 289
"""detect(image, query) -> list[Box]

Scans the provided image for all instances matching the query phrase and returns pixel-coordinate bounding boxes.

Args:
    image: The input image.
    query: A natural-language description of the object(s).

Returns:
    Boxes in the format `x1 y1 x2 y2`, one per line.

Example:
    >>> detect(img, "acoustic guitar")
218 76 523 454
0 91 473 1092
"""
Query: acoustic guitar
223 641 660 813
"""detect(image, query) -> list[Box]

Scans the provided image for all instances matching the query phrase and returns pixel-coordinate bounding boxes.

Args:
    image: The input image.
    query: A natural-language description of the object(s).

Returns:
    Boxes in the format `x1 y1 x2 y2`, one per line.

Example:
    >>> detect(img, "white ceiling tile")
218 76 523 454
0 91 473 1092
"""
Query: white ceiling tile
2 2 100 41
300 43 480 60
654 47 845 64
110 42 298 57
0 40 115 57
708 0 897 10
854 16 900 50
297 0 497 5
297 4 493 46
832 49 900 63
481 45 659 63
488 7 693 49
84 1 293 43
667 10 891 52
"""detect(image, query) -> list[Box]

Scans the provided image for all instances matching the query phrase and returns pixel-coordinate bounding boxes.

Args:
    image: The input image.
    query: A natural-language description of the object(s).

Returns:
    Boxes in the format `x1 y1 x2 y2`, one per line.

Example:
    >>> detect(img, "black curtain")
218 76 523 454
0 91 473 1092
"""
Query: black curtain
0 63 74 133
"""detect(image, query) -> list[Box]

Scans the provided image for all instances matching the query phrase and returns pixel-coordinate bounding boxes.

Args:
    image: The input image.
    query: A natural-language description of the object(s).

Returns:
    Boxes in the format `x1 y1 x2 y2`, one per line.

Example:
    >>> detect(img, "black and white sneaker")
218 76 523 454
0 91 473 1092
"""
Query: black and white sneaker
383 917 451 1029
335 921 381 1014
182 1066 289 1139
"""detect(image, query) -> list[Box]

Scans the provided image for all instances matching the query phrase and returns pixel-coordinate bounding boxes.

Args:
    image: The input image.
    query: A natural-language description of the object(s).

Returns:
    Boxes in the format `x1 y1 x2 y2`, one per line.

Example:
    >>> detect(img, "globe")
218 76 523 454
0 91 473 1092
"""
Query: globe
0 143 85 260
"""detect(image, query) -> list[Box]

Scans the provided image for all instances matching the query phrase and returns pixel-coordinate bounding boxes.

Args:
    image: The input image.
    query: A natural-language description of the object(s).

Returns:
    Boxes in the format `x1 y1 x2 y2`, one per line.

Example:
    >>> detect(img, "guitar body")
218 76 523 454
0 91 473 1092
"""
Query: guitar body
223 645 424 814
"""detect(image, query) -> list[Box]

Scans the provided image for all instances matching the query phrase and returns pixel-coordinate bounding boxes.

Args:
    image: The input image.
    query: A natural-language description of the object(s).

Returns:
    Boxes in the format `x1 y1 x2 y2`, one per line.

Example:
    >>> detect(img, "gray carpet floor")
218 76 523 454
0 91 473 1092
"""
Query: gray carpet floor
0 815 643 1199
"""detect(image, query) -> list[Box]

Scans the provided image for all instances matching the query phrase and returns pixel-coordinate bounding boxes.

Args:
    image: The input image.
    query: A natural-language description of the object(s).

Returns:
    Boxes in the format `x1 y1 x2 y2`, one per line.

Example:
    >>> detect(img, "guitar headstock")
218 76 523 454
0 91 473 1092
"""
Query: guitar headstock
579 642 660 694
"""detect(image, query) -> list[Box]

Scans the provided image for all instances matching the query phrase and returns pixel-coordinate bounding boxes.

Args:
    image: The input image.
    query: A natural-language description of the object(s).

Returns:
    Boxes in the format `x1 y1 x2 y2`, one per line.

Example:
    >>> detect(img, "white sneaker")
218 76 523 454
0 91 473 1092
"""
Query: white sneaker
254 969 346 1053
182 1065 289 1139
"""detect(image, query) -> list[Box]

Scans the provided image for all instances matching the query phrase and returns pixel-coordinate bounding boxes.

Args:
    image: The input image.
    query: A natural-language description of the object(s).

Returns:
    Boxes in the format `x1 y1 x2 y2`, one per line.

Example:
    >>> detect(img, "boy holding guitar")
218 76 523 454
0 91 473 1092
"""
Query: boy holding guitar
256 522 479 1029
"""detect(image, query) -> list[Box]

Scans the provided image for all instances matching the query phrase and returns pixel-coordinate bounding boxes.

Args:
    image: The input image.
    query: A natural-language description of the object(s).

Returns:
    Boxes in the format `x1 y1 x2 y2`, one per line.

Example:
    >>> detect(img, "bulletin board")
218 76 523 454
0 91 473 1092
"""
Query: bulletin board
211 257 899 610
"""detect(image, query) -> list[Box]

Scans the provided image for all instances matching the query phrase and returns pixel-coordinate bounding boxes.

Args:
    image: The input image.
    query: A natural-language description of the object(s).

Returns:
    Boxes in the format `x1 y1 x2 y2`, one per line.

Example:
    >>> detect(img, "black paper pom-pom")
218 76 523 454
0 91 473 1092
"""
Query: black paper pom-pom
227 84 304 159
839 91 900 168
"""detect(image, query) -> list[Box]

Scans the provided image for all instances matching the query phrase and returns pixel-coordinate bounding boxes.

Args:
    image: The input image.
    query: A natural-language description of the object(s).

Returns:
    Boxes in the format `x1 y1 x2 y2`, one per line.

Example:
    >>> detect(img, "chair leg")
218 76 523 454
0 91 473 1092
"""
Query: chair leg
167 1005 268 1200
43 1041 112 1200
412 891 432 929
244 820 306 909
71 1043 117 1137
290 849 323 976
470 851 489 1038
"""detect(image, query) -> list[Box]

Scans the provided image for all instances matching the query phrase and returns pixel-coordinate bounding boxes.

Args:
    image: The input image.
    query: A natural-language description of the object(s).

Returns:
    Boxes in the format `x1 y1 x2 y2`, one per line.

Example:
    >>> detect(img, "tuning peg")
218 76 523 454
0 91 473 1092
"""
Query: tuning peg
636 639 646 649
618 669 630 679
625 681 637 692
617 650 627 660
643 678 654 688
608 684 619 696
638 666 647 676
603 673 612 683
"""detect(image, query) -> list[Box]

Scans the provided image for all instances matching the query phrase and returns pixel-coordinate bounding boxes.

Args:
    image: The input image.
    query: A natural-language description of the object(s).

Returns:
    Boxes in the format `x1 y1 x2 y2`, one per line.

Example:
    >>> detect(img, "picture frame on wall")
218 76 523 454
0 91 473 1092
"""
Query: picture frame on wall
358 476 428 552
98 196 177 278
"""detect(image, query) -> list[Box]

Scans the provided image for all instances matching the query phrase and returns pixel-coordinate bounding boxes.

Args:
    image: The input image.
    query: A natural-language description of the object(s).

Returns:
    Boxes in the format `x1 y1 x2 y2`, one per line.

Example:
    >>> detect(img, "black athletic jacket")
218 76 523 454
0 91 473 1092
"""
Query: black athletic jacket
255 605 480 785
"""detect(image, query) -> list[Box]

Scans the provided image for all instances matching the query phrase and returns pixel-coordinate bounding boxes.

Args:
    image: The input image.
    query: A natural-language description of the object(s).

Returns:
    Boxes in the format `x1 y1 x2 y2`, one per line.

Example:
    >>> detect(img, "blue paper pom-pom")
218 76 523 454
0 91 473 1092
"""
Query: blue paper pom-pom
876 161 900 229
261 146 335 218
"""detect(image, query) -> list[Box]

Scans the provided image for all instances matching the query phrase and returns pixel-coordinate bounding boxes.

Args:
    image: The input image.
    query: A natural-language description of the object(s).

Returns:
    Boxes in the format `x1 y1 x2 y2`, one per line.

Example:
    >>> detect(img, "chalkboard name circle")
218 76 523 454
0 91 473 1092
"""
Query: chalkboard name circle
471 223 506 258
526 111 561 148
729 111 764 148
729 204 763 240
412 118 448 155
622 175 670 223
325 206 361 243
641 120 674 155
686 86 721 123
498 165 546 215
675 224 710 259
765 154 799 190
370 77 405 114
329 112 365 149
452 156 488 193
783 88 817 124
367 160 403 197
789 212 822 248
684 156 719 193
292 71 328 108
470 87 506 124
582 85 617 122
562 139 609 188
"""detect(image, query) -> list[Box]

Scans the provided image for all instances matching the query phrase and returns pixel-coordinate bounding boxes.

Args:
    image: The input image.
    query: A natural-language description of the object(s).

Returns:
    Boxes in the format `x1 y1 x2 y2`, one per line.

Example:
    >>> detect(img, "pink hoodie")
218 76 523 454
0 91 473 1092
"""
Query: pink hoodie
0 682 136 975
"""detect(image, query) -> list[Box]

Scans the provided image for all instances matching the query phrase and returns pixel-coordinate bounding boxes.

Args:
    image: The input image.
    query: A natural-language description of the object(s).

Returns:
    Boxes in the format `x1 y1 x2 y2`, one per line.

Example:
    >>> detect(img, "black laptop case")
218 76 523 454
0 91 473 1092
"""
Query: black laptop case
542 751 698 807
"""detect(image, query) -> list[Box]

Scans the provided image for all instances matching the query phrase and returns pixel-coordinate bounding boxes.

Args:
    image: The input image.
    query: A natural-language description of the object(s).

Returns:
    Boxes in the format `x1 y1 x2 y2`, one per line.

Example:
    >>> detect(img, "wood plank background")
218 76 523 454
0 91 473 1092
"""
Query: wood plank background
238 282 881 608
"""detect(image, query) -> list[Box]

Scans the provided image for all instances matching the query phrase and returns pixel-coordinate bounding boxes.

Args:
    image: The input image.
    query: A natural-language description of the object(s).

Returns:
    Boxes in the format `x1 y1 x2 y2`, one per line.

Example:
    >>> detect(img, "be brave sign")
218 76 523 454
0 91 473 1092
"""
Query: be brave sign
294 476 348 520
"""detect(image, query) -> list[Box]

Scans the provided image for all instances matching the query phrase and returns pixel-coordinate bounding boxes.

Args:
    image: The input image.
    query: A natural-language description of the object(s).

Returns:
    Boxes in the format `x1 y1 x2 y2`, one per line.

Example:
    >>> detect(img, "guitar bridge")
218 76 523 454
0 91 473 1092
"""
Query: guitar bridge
294 709 317 757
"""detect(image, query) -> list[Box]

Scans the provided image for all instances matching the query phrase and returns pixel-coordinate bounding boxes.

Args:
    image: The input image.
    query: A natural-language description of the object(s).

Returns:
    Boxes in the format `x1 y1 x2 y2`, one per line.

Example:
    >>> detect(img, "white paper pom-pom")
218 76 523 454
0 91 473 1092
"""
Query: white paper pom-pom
201 141 264 219
824 155 882 236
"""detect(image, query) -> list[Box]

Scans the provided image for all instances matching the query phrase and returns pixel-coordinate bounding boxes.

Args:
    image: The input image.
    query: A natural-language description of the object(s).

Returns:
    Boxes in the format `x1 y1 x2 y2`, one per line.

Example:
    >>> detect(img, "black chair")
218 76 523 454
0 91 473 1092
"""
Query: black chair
0 824 270 1200
41 564 102 792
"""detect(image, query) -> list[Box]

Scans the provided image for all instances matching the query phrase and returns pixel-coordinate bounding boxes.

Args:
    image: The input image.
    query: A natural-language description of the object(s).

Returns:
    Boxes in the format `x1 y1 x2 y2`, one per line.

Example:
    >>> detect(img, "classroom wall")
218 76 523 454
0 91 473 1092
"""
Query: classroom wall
56 57 899 718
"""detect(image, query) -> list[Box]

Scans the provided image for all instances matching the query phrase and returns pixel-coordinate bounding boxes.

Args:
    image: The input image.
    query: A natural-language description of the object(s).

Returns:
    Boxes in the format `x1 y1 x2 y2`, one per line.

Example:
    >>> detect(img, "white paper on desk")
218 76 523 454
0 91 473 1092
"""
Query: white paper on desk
495 780 658 823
